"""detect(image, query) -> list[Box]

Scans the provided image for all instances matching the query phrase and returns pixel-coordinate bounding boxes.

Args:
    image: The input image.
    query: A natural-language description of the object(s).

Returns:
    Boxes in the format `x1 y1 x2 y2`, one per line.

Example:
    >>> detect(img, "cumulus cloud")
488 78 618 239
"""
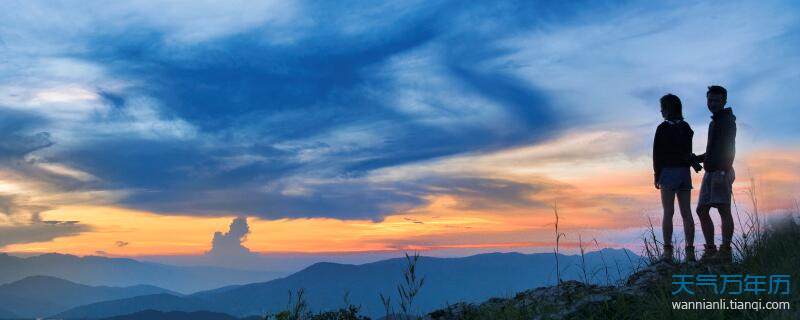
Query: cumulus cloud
207 217 251 258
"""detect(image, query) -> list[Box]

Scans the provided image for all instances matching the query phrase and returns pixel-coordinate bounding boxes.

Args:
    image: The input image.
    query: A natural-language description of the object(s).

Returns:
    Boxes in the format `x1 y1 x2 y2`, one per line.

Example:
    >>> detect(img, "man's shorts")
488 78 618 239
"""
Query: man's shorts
658 167 692 191
698 168 735 207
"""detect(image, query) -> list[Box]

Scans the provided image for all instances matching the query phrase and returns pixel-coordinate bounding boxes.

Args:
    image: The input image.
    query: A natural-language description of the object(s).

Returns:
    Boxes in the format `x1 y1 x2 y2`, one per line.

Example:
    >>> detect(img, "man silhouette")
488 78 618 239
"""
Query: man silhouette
693 85 736 263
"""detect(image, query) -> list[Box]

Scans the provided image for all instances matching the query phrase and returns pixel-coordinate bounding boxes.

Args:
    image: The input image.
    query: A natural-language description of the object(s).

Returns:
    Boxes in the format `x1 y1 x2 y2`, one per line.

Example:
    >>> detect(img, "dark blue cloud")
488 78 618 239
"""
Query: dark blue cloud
0 108 52 160
12 1 599 219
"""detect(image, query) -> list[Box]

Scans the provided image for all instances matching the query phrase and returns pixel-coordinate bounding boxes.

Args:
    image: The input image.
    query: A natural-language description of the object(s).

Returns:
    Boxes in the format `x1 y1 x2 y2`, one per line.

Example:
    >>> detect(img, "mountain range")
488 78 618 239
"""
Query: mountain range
49 249 642 319
0 253 282 293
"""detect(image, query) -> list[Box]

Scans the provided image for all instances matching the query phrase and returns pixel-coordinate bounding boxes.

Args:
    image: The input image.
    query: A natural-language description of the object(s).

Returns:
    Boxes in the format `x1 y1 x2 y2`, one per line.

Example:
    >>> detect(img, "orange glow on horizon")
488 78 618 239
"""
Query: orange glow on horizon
2 146 798 257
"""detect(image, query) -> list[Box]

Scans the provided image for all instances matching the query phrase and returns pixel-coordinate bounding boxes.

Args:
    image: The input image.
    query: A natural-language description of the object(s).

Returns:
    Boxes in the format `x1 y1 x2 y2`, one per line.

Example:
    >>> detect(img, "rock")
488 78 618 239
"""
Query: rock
427 280 620 320
622 260 676 295
427 261 688 319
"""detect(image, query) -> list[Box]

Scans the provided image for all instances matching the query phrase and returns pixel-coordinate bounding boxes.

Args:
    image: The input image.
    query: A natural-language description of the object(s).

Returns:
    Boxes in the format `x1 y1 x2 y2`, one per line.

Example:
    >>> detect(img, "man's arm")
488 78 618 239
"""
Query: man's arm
720 120 737 170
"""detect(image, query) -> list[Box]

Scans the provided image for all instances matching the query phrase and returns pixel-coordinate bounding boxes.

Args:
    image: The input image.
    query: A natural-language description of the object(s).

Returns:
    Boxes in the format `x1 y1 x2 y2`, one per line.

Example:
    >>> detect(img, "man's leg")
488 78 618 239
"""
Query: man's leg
718 204 734 248
696 204 715 246
696 203 718 262
719 169 735 250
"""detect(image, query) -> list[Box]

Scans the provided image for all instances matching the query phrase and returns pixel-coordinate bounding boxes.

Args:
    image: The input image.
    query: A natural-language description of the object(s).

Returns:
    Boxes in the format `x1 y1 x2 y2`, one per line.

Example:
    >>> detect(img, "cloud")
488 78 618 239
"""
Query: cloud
0 107 108 198
498 0 800 140
207 217 251 258
0 109 53 160
7 1 564 220
0 195 90 248
0 0 798 227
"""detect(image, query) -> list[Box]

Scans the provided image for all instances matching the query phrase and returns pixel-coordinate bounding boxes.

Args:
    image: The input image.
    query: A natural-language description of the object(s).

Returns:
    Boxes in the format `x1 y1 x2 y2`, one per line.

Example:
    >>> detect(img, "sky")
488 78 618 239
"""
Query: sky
1 0 799 271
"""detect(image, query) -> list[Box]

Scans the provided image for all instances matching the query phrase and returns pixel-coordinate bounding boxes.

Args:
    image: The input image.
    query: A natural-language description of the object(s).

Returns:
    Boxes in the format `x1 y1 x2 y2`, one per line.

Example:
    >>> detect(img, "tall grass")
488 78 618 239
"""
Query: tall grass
266 287 369 320
398 252 426 319
642 216 664 264
266 289 310 320
591 238 612 286
379 293 393 319
553 203 566 284
732 176 763 262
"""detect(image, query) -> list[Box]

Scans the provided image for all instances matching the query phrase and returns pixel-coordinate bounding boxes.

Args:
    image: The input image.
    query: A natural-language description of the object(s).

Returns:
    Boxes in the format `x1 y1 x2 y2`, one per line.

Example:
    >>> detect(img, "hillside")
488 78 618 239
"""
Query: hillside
0 275 174 318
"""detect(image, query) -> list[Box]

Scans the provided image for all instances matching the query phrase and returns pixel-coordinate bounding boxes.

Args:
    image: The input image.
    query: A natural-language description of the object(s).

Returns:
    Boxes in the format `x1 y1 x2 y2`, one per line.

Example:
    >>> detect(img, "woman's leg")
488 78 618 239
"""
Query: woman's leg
676 189 695 246
660 189 676 246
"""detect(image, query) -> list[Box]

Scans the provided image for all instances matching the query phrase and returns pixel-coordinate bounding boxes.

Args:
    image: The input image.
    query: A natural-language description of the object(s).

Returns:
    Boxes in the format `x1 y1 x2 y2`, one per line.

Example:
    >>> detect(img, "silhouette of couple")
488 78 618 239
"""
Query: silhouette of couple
653 85 736 264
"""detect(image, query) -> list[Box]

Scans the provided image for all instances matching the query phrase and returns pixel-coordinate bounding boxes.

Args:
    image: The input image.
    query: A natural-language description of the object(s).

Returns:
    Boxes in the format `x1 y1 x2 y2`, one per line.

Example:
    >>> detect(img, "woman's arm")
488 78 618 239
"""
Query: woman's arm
684 124 703 172
653 124 664 189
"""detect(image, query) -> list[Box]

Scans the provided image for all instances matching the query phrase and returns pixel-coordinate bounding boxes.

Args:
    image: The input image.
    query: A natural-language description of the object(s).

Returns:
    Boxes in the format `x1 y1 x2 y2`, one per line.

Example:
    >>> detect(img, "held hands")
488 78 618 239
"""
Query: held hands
689 153 704 173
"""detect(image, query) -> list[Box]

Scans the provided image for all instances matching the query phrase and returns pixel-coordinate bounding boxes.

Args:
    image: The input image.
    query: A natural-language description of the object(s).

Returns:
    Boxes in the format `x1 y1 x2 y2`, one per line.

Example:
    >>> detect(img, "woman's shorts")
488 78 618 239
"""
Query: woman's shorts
658 167 692 191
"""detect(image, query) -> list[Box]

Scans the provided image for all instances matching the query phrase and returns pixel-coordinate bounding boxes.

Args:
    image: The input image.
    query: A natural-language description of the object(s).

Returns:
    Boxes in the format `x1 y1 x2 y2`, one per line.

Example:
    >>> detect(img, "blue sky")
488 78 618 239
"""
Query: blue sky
1 1 799 257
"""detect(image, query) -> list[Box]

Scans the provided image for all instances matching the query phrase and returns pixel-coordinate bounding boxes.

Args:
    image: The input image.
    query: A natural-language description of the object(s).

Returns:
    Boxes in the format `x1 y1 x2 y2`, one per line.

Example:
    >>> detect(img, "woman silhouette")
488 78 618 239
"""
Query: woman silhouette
653 94 696 262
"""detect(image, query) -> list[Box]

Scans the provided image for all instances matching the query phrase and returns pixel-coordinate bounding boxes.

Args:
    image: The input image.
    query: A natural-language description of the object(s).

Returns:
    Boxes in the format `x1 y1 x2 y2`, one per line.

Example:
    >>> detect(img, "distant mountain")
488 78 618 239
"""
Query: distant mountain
0 275 174 318
0 253 282 293
56 249 642 319
56 294 214 319
99 310 243 320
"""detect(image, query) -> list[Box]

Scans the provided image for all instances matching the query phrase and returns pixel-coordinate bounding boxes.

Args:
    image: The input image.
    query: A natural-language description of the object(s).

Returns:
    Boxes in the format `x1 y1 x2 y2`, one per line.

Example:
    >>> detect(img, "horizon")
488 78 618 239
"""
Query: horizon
0 247 639 286
2 0 799 273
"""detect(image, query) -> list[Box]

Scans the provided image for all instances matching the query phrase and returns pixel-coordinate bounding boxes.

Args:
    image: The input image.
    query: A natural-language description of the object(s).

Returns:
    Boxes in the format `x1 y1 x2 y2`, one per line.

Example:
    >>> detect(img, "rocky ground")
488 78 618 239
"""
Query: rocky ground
425 260 677 320
425 258 798 320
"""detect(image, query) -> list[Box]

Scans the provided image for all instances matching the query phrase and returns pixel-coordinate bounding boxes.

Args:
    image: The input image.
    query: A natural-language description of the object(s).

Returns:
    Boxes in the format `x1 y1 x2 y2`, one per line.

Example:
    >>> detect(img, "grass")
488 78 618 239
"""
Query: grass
554 202 566 284
397 252 426 318
265 287 369 320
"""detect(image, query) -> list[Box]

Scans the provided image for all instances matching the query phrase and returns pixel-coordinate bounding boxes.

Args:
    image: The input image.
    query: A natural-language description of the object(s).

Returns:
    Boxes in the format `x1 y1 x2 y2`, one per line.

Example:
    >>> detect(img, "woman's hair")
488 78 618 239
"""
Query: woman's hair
660 93 683 120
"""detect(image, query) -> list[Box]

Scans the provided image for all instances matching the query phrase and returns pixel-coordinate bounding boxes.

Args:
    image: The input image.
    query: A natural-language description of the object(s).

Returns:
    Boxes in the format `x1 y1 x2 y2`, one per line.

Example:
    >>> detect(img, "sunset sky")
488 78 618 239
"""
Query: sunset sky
1 1 799 270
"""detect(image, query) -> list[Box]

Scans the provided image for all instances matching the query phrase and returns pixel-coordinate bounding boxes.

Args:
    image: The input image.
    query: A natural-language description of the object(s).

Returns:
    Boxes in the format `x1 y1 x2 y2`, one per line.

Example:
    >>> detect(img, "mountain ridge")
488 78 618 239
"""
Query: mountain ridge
0 252 282 293
57 248 642 319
